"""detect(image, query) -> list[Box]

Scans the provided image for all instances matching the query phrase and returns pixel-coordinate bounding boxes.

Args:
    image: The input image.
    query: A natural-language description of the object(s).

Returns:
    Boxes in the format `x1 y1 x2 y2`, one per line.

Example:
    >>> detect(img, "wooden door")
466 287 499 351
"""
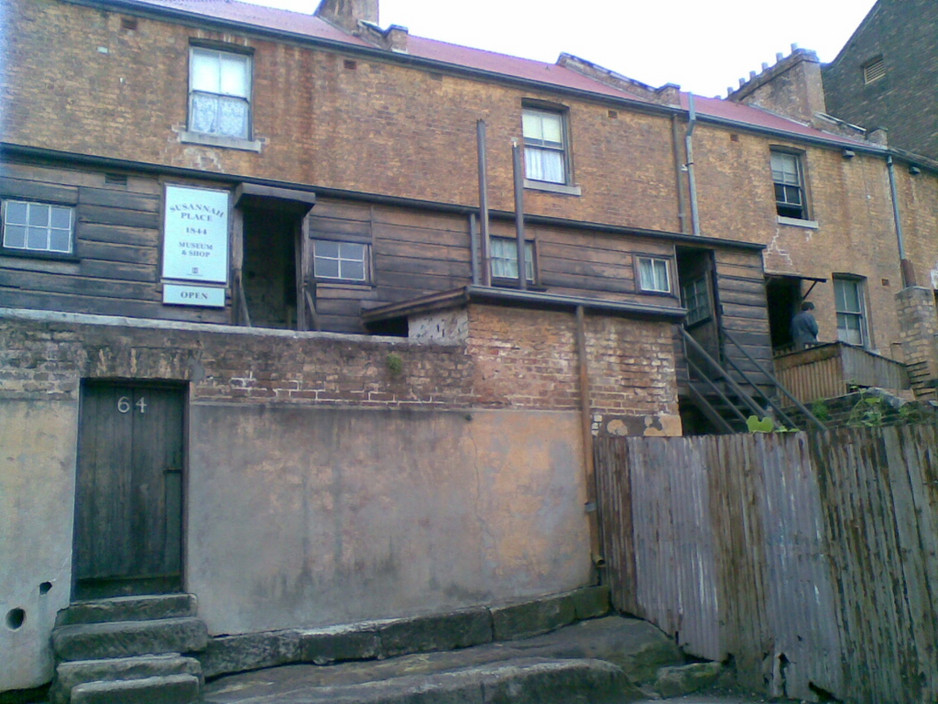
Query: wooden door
73 382 185 599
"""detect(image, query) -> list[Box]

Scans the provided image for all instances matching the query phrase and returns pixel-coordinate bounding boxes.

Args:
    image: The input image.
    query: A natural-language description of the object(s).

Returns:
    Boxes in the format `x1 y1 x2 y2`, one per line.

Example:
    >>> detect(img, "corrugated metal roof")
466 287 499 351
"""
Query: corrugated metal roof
124 0 874 148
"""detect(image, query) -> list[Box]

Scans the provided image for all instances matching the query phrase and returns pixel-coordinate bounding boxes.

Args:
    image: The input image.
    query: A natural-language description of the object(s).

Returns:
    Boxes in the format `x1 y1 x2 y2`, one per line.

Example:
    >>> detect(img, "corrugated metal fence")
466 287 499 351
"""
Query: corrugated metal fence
595 425 938 703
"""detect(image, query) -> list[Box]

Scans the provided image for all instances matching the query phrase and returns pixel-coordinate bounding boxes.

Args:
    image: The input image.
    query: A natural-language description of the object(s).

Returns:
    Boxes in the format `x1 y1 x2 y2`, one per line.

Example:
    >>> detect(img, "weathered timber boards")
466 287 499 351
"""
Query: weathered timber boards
595 427 938 704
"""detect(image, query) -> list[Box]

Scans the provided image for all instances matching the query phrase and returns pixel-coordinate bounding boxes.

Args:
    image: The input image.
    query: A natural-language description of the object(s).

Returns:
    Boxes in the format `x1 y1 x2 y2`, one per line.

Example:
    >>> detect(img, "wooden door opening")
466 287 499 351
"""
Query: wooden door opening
73 381 186 600
241 208 300 329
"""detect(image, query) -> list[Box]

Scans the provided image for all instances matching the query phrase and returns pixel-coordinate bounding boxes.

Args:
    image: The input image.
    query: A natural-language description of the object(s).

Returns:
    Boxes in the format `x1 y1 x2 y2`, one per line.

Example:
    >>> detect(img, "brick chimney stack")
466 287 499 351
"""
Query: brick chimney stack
727 47 827 125
314 0 379 33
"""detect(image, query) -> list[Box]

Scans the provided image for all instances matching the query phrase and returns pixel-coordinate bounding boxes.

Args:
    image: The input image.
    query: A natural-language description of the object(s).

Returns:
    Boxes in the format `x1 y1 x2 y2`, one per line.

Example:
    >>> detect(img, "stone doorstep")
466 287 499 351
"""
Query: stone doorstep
69 674 200 704
55 594 197 627
199 585 611 679
52 617 209 662
51 654 203 704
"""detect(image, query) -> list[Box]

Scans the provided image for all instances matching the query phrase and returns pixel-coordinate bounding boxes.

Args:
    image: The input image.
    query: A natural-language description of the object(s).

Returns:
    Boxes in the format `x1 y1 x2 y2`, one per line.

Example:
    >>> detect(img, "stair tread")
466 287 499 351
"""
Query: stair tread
71 674 200 704
56 594 196 627
203 616 680 703
53 616 209 661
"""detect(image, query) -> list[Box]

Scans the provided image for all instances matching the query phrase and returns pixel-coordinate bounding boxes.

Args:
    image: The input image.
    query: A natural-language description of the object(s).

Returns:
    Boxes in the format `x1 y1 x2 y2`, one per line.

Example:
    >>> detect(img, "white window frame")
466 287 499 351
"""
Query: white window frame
313 240 370 282
833 276 868 346
770 150 808 221
1 199 75 257
188 47 252 140
681 275 711 325
490 236 535 283
637 256 672 294
522 107 570 185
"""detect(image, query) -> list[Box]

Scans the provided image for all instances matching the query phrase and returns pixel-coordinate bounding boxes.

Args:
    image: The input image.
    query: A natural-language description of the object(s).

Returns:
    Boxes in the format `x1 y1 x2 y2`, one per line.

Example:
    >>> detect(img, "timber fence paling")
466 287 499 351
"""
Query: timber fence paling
595 425 938 704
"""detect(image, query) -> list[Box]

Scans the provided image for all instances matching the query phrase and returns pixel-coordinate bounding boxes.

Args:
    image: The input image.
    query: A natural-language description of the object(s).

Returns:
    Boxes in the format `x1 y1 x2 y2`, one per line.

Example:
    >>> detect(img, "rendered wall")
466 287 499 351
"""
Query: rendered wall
187 405 589 635
0 400 78 690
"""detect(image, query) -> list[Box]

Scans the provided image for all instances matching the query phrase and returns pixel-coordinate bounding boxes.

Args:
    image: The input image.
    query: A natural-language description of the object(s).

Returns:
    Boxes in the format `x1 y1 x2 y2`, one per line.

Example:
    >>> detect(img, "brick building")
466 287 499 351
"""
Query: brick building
1 0 937 697
822 0 938 162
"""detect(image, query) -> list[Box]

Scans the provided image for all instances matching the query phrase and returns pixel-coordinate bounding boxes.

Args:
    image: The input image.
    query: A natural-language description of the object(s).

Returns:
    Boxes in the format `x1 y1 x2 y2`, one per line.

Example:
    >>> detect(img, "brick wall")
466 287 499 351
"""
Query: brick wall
822 0 938 160
0 304 681 430
895 287 938 399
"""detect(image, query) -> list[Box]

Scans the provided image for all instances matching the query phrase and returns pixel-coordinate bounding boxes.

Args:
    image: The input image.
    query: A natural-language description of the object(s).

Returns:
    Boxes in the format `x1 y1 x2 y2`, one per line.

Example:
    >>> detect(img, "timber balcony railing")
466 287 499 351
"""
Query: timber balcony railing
773 341 911 405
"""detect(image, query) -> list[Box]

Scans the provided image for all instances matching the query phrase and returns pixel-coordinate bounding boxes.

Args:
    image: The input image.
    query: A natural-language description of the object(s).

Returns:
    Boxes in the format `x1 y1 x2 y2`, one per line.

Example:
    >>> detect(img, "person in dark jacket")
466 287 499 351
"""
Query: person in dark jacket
791 301 819 349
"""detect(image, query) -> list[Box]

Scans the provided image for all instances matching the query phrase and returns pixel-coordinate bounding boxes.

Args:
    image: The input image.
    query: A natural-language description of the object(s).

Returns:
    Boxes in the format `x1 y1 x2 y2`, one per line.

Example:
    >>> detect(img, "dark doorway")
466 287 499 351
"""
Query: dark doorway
676 247 720 361
242 208 299 329
765 276 802 351
73 381 185 600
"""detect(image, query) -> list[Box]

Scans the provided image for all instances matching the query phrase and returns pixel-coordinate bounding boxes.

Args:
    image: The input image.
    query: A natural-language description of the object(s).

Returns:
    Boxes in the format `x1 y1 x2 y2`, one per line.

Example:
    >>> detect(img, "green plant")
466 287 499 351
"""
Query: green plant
746 415 797 433
846 391 886 428
386 352 403 376
810 400 831 422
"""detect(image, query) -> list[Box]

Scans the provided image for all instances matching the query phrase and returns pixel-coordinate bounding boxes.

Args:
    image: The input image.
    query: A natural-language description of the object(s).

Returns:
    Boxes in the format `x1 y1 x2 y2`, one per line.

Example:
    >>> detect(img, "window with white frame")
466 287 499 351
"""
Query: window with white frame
189 47 252 139
681 275 711 325
637 256 671 294
313 240 369 282
1 200 74 256
770 150 808 220
490 236 535 282
834 276 866 346
522 108 568 184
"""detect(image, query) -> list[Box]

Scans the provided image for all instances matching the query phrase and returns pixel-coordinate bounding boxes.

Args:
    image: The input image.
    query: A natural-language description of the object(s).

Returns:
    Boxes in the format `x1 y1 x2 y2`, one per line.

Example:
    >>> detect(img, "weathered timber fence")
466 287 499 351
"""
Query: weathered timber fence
595 425 938 704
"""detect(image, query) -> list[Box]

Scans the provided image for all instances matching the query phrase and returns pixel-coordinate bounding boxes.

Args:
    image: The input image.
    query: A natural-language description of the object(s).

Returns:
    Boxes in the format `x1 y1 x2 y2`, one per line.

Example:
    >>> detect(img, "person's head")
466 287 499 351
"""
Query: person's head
801 301 815 311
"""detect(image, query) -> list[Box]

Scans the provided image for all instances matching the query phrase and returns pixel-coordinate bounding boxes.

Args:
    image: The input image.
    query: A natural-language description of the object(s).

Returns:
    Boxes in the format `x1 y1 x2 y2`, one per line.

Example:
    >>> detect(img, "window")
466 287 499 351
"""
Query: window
189 47 252 139
834 277 867 346
490 237 535 282
637 257 671 294
862 56 885 84
522 108 568 184
681 275 711 325
313 240 369 282
770 150 808 220
1 200 74 256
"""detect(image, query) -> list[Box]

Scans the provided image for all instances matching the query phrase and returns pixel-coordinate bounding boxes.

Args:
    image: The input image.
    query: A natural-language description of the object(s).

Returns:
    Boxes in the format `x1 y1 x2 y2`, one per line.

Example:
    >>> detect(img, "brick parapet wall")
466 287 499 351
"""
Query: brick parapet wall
0 305 681 430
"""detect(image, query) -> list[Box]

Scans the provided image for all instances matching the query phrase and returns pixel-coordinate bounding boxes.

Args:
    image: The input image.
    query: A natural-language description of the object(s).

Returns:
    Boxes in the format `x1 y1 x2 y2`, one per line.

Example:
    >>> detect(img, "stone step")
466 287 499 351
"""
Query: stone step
55 593 197 627
70 674 200 704
51 654 203 704
205 656 633 704
53 617 209 662
202 616 699 703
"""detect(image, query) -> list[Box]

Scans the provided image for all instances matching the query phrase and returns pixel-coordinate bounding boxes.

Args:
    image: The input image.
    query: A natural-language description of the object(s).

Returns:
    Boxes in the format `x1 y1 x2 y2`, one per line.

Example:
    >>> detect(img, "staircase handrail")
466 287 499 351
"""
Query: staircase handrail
720 329 826 432
680 328 765 418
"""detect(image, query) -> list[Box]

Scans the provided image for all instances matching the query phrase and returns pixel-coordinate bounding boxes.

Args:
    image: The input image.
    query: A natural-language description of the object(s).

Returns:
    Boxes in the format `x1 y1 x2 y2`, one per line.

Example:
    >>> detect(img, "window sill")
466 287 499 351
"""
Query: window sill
523 179 582 196
180 131 263 153
777 216 819 229
315 279 373 289
0 249 79 264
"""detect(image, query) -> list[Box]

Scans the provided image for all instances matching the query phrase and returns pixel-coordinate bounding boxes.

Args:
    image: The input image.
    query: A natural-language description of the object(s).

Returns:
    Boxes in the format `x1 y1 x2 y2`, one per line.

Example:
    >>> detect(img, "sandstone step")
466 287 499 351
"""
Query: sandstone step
203 616 691 703
70 673 200 704
55 594 197 627
204 656 634 704
53 617 209 662
51 654 203 704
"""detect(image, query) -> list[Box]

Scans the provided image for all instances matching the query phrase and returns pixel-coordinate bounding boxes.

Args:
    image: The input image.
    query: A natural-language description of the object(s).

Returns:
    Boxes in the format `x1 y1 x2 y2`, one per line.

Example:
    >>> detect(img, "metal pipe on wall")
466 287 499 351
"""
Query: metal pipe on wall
886 155 915 287
512 139 527 290
476 120 492 286
685 94 701 236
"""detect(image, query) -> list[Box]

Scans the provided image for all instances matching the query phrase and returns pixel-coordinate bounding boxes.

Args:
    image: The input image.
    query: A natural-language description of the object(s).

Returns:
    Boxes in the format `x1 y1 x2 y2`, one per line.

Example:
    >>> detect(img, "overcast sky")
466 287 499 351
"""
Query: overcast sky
240 0 877 97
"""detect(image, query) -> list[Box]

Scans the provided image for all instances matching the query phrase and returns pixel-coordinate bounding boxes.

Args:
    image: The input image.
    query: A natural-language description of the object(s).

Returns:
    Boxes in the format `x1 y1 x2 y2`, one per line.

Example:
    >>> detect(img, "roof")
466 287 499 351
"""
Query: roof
113 0 876 150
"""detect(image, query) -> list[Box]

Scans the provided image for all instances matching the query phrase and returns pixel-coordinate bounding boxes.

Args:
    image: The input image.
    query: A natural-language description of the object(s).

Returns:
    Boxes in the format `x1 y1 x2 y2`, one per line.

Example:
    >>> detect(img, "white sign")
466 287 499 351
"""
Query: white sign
162 185 229 284
163 283 226 308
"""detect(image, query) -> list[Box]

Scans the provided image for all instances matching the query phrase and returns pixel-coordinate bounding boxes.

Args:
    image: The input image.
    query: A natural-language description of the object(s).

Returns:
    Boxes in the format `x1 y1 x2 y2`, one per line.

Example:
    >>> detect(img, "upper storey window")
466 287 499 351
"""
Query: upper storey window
189 47 252 139
770 150 808 221
522 108 569 184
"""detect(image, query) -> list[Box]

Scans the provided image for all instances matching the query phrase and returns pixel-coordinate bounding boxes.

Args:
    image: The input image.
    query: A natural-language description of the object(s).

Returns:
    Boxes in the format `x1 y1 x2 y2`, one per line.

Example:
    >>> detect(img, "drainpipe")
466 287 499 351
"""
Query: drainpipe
671 115 689 234
511 139 527 290
886 155 915 287
477 120 492 286
685 94 701 236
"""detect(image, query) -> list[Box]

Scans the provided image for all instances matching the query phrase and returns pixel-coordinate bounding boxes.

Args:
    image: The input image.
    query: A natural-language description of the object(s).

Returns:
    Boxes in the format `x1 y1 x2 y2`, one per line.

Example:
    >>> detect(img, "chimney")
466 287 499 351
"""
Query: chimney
314 0 378 33
727 48 827 124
